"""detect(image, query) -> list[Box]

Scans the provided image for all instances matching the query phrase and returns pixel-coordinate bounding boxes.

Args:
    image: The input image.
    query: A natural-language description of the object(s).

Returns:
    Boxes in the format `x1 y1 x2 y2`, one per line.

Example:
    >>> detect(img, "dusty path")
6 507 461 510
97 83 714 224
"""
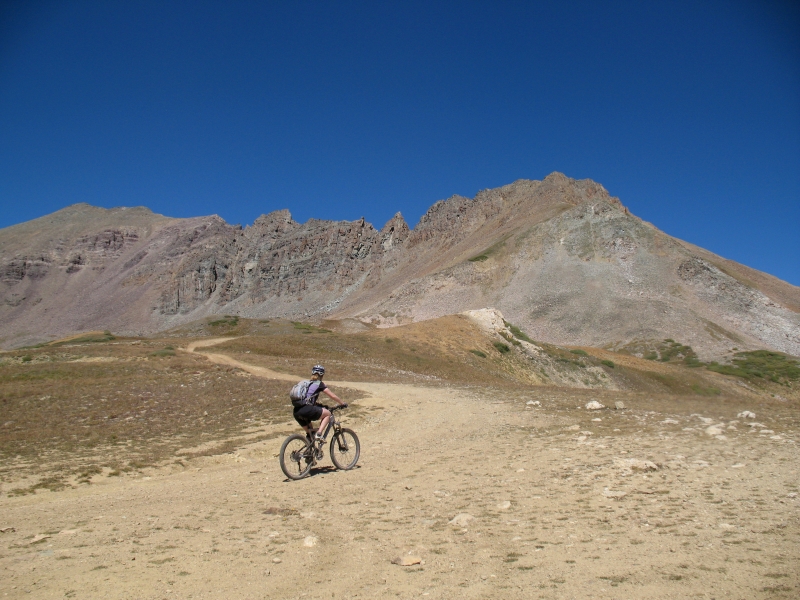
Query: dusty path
183 337 403 393
1 342 798 599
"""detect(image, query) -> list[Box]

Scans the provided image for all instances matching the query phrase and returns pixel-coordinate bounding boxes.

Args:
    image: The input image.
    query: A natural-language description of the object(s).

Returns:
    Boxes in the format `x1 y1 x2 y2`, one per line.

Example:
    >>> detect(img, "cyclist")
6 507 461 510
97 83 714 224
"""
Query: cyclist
293 365 346 444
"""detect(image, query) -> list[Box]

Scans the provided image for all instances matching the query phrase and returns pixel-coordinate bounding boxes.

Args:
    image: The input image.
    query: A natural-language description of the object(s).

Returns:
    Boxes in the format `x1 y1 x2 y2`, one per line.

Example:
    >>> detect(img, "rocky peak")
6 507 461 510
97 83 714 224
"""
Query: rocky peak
249 209 296 235
379 213 409 251
539 172 620 208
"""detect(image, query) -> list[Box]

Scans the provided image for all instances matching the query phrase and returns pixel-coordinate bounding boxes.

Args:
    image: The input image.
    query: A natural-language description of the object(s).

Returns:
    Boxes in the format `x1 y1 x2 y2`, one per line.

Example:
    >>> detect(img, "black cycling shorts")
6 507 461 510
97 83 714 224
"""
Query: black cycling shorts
293 404 323 427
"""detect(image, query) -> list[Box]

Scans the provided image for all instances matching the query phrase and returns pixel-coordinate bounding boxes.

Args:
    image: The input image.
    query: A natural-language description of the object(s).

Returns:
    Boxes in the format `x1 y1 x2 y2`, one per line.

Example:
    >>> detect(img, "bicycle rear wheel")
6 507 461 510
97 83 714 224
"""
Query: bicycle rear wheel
280 434 314 480
330 428 360 470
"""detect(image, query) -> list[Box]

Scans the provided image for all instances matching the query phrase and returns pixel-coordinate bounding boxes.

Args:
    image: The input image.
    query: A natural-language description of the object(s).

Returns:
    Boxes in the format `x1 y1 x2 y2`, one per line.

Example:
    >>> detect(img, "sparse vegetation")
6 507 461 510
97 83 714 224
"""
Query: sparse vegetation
493 342 511 354
209 315 239 327
291 321 331 334
3 315 795 504
690 384 721 396
51 331 116 346
205 317 552 388
8 475 69 495
467 236 509 263
625 339 702 367
504 321 534 344
149 347 175 357
656 340 697 364
707 350 800 385
1 314 797 598
0 336 344 493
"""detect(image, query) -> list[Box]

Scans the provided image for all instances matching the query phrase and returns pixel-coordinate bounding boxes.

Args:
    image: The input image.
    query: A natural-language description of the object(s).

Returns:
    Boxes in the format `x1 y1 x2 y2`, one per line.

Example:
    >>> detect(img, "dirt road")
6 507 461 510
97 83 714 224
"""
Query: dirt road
1 343 798 599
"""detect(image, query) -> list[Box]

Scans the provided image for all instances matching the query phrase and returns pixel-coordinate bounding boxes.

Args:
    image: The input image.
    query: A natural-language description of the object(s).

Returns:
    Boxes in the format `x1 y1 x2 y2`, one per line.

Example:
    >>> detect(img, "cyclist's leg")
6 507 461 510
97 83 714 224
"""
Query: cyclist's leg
315 407 332 439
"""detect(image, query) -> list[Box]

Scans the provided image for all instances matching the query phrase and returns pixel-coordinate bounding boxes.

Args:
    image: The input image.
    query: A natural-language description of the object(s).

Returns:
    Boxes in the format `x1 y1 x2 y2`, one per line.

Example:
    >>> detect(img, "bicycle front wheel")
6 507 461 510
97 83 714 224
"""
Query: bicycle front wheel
279 434 313 480
330 428 360 470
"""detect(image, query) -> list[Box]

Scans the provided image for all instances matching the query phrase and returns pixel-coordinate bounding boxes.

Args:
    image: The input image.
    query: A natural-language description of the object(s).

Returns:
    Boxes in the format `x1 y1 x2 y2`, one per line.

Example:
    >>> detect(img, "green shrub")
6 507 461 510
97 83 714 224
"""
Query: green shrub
570 349 588 356
149 349 175 358
504 321 534 344
707 350 800 385
493 342 511 354
290 321 331 334
468 254 489 262
209 316 239 327
500 331 521 346
601 359 615 368
658 340 697 362
470 349 487 358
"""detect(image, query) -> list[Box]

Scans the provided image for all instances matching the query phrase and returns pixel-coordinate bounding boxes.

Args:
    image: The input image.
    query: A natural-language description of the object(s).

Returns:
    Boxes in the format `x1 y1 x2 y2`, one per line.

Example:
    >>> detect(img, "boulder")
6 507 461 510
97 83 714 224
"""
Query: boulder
449 513 475 527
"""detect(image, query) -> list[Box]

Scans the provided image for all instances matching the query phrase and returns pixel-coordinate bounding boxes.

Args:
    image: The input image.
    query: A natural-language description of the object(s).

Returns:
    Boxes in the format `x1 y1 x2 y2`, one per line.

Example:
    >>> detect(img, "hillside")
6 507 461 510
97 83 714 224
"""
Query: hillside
1 173 798 359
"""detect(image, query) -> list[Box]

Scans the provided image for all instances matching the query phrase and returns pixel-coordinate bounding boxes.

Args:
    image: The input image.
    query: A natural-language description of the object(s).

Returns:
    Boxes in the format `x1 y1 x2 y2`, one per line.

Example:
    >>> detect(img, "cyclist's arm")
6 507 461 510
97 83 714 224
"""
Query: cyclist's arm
322 388 346 406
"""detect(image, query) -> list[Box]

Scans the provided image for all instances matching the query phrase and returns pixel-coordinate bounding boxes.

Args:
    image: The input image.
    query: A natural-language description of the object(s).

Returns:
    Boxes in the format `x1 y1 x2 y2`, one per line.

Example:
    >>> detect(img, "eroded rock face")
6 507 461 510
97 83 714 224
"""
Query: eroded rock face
2 256 52 283
0 173 798 357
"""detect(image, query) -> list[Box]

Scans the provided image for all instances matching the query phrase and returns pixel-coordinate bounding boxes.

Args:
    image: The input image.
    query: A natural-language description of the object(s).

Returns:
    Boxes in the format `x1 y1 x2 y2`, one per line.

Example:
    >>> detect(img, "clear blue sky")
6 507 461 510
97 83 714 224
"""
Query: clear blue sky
1 1 798 285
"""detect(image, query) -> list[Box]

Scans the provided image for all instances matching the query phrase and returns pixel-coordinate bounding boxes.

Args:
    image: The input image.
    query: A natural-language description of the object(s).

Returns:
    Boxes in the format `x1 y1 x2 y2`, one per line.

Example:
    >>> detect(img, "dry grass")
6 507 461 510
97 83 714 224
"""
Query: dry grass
0 336 366 495
194 316 534 388
3 316 796 498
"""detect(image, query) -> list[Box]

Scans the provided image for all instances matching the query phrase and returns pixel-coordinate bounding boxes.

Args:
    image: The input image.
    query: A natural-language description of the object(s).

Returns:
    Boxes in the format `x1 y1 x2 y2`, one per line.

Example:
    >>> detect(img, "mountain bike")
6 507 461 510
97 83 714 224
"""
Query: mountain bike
279 405 360 480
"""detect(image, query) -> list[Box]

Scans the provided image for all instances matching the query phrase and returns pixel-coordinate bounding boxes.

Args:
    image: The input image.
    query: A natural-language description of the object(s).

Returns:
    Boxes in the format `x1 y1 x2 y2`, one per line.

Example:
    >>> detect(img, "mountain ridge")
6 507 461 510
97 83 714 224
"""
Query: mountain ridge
1 173 798 358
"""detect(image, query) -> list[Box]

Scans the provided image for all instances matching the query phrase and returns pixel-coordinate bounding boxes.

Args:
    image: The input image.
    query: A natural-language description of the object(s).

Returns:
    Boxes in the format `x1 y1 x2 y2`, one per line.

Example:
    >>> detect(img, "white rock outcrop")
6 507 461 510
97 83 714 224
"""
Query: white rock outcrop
461 308 508 334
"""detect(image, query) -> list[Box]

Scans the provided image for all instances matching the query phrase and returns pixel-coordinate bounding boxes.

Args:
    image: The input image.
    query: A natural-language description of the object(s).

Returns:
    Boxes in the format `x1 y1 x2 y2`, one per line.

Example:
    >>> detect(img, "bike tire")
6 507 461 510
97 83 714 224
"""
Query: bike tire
279 434 314 480
330 428 360 470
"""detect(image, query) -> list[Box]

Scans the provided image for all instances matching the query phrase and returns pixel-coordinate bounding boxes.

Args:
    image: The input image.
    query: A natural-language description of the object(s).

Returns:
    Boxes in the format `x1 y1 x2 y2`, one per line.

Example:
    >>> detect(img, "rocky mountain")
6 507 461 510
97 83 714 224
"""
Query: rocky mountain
1 173 798 358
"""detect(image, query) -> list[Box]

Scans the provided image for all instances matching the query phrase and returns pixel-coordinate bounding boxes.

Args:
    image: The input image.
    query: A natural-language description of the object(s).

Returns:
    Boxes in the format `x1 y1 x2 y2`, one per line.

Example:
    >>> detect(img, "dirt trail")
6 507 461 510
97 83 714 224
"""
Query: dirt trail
184 337 406 394
1 343 798 599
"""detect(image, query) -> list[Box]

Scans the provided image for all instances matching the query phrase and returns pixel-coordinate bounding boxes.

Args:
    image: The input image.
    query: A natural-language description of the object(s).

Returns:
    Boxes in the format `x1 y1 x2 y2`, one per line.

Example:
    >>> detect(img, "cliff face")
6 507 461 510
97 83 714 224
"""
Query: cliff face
1 173 798 358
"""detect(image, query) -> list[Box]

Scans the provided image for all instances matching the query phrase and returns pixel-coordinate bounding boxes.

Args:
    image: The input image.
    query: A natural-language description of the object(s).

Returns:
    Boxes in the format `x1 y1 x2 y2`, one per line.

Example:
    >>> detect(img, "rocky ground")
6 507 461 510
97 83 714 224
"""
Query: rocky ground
1 342 798 599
